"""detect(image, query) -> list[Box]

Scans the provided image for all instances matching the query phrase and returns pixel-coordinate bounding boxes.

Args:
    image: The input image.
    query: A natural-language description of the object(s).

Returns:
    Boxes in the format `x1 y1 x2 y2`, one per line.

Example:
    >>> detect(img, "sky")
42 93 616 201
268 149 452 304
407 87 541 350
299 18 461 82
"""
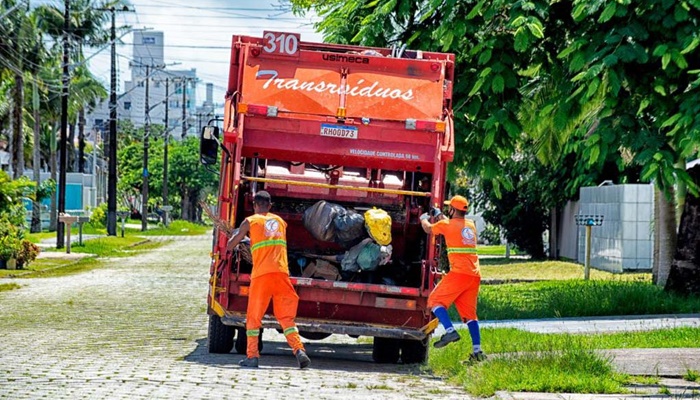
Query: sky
82 0 324 109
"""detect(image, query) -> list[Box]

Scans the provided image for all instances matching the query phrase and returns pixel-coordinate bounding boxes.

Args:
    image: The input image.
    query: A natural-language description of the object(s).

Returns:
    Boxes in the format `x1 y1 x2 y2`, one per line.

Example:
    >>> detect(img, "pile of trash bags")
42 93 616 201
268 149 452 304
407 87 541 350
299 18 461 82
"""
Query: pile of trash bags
299 201 394 283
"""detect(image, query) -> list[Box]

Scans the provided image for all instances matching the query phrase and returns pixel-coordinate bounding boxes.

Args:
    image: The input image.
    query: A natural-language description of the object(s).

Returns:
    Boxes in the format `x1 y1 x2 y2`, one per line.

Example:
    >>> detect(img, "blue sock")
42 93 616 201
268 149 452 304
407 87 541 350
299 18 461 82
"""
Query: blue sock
467 320 481 352
432 306 455 333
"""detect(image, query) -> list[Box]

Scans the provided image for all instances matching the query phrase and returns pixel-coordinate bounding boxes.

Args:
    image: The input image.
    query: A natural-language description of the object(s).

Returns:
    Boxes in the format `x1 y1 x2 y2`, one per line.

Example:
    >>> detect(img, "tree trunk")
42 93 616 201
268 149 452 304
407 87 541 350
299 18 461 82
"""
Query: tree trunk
665 165 700 295
78 107 85 173
189 190 201 223
653 186 677 287
12 73 24 179
180 186 189 221
549 207 558 259
31 83 42 233
49 123 58 232
68 121 77 172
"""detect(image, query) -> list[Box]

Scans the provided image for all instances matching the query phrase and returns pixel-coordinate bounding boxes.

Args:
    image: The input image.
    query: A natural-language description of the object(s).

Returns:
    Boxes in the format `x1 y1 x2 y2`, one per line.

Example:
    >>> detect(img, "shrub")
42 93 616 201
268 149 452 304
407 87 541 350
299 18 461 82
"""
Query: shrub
16 240 40 267
481 224 502 245
0 218 21 262
90 202 108 228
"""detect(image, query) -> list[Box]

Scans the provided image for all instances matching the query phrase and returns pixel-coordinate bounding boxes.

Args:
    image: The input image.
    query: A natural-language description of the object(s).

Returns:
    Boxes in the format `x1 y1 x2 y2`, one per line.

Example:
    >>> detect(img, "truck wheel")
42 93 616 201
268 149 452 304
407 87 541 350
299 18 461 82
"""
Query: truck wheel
234 327 264 355
207 314 235 354
399 338 429 364
299 331 331 340
372 337 400 364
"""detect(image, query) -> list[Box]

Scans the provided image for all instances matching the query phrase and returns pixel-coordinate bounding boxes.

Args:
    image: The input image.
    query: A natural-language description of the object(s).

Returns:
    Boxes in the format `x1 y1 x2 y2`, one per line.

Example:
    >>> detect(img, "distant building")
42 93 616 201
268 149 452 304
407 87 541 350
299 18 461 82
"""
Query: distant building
194 83 218 133
85 30 199 141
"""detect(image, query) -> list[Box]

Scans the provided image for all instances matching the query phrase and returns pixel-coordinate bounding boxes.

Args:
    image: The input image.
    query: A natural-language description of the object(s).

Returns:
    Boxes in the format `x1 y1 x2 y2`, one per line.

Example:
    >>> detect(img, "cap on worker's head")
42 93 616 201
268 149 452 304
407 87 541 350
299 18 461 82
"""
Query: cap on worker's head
253 190 272 204
443 195 468 211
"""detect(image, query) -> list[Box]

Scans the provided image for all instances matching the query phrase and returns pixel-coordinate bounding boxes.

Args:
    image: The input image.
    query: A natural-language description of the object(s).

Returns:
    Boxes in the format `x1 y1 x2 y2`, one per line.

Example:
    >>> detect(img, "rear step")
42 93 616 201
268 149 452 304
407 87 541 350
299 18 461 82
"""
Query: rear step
221 313 434 340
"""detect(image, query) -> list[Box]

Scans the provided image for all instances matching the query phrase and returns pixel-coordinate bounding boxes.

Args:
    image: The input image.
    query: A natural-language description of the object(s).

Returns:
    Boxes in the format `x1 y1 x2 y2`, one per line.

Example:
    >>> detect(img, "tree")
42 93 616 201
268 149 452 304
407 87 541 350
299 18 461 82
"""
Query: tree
666 165 700 295
37 1 112 173
293 0 700 281
69 65 107 172
289 0 613 255
116 130 218 223
168 137 220 222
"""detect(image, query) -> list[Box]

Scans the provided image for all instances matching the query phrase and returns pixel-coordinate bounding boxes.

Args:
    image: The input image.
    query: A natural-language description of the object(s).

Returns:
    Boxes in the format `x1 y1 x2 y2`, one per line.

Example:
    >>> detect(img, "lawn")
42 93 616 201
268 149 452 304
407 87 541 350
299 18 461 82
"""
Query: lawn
432 257 700 396
429 326 700 397
479 245 519 256
480 259 651 281
0 237 167 279
124 220 210 236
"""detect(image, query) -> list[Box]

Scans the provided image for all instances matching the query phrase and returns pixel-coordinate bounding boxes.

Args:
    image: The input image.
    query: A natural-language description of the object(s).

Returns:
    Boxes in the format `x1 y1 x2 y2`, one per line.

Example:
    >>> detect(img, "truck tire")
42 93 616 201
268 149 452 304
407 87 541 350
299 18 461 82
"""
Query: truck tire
372 337 400 364
234 327 264 355
207 314 235 354
399 338 429 364
299 331 331 340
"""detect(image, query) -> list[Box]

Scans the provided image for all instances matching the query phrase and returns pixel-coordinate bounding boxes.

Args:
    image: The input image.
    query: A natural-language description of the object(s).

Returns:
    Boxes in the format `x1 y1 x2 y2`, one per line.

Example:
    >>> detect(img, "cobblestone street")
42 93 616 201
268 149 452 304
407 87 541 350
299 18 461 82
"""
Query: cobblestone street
0 234 466 400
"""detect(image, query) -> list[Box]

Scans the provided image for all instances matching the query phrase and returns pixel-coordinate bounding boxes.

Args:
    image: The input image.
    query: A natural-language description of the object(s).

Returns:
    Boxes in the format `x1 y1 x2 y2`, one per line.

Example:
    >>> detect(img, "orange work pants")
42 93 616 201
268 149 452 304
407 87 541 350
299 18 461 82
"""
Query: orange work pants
427 271 481 322
245 272 305 358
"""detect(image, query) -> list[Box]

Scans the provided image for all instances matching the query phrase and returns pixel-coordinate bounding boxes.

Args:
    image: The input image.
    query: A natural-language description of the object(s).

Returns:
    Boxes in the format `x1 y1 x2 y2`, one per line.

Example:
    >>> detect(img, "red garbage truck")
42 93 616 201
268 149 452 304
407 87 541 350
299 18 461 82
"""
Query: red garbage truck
201 31 455 363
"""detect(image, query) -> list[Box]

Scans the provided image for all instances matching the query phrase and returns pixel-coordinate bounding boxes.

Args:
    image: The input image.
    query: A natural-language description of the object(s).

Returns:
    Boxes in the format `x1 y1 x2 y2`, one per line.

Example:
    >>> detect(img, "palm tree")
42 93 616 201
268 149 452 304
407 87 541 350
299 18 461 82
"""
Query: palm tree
69 66 107 173
36 0 118 167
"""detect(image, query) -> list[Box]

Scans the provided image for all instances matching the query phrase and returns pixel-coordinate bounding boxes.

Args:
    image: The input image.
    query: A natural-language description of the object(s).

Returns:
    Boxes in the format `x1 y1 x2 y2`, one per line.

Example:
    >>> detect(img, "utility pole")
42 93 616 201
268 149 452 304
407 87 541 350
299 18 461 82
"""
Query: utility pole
181 78 188 138
105 5 132 236
142 64 151 232
57 0 70 249
162 78 169 210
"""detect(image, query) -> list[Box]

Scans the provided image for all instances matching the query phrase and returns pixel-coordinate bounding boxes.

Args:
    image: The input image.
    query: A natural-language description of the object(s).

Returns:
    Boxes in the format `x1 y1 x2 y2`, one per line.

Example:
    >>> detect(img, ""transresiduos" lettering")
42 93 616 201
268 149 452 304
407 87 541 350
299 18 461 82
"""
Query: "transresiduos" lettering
256 70 414 101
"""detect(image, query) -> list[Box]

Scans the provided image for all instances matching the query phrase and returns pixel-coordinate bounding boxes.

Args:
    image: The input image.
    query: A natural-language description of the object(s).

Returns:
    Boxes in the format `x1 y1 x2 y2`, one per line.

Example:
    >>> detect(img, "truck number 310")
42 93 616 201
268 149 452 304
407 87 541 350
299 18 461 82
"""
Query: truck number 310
262 31 300 56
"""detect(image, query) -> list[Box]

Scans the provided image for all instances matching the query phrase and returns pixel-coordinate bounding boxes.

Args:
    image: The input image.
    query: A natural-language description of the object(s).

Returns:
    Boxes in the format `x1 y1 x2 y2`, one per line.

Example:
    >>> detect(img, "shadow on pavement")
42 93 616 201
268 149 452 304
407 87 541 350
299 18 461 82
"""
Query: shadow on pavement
184 337 436 376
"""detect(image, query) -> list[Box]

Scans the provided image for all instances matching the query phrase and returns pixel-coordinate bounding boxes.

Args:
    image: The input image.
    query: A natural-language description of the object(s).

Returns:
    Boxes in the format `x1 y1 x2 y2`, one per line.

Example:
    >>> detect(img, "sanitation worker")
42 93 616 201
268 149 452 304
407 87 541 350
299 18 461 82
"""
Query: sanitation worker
420 195 486 362
226 190 311 369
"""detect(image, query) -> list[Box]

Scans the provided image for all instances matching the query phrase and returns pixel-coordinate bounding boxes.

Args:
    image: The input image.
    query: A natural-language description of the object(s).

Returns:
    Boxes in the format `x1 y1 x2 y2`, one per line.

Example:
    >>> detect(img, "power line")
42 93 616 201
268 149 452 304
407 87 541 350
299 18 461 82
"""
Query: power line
130 12 318 22
133 4 290 12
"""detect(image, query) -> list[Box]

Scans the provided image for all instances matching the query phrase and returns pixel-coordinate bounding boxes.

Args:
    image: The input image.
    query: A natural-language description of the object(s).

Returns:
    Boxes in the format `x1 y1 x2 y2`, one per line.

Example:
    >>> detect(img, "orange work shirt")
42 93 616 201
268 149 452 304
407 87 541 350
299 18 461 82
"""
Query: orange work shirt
246 213 289 279
431 217 480 277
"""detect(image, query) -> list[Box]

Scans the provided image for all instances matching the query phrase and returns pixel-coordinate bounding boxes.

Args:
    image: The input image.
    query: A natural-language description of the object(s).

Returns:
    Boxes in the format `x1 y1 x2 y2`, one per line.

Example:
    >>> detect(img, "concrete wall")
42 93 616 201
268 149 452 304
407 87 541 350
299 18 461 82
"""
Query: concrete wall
577 184 654 272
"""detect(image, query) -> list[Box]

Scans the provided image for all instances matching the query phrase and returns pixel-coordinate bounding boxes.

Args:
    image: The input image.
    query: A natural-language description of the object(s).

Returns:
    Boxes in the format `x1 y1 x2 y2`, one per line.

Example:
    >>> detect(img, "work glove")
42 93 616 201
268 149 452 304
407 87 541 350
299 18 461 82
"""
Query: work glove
429 206 443 218
419 213 430 221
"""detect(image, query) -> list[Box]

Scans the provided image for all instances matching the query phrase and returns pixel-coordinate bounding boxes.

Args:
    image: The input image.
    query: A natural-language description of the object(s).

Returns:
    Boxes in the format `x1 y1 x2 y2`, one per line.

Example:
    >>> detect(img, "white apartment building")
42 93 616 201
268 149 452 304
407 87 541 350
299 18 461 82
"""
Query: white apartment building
86 30 199 142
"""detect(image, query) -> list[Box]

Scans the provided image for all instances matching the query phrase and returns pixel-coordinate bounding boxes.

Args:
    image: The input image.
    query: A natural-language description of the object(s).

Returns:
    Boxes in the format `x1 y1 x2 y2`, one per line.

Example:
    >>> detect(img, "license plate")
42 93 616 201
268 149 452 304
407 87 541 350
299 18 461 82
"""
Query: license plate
320 124 358 140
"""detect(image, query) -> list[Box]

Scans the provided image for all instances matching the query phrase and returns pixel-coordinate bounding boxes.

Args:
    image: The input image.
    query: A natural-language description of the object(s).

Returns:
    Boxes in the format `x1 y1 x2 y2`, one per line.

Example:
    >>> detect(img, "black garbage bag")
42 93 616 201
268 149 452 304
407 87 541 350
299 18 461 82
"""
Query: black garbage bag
302 201 345 242
333 210 366 248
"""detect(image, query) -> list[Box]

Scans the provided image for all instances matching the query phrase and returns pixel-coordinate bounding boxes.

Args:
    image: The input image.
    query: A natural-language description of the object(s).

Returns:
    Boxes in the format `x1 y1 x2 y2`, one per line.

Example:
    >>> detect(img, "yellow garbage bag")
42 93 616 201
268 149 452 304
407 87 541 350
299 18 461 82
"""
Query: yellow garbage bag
364 208 392 245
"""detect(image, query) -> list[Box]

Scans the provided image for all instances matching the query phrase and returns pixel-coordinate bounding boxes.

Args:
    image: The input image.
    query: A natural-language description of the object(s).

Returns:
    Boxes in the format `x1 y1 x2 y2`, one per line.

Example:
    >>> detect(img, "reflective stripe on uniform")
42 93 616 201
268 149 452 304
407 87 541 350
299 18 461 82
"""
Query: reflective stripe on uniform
251 239 287 252
447 248 478 254
246 329 260 337
283 326 298 336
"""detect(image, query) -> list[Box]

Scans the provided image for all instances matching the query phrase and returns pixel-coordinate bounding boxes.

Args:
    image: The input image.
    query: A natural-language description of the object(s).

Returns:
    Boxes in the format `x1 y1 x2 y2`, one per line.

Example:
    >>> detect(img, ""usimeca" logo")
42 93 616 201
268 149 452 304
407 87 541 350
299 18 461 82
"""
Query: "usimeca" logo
321 54 370 64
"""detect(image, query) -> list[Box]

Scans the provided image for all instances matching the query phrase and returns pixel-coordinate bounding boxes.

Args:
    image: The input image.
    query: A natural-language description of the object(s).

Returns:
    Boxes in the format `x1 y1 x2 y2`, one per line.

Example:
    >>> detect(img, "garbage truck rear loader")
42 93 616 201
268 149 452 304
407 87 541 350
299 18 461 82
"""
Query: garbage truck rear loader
202 32 455 363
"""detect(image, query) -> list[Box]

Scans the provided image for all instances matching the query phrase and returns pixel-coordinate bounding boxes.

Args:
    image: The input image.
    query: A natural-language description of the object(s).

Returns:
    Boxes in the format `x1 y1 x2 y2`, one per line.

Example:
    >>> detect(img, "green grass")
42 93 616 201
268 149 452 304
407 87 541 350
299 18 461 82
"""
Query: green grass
468 279 700 321
61 236 156 257
0 283 20 292
0 238 167 280
124 220 209 236
430 330 630 397
480 259 651 281
479 245 518 256
483 327 700 353
24 231 58 244
685 369 700 382
430 327 700 396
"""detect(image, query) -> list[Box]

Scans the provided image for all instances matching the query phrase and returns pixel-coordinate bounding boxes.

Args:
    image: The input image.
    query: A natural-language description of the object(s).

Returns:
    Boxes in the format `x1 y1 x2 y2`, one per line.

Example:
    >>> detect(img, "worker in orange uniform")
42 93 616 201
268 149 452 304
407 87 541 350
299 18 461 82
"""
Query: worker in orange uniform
227 190 311 369
420 195 486 362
